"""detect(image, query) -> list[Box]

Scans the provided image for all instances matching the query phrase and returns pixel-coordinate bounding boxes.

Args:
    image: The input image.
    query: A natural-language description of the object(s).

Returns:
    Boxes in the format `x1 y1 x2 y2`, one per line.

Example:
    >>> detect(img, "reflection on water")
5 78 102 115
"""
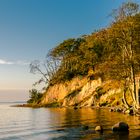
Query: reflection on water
0 104 140 139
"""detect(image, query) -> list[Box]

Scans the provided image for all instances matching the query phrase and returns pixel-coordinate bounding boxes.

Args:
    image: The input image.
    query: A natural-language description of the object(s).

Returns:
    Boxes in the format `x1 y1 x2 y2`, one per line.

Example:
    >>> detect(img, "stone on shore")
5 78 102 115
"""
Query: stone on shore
112 122 129 132
125 109 134 115
109 108 114 112
74 106 78 110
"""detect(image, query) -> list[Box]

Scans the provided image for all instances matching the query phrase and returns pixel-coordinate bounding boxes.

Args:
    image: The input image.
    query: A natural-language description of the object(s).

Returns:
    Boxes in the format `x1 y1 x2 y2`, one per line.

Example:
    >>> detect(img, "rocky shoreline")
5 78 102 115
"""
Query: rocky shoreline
12 103 139 115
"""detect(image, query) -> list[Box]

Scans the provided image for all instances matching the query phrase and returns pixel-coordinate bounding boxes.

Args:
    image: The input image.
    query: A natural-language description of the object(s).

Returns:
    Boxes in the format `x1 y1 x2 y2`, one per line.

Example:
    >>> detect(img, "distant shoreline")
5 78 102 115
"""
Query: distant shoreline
0 101 26 104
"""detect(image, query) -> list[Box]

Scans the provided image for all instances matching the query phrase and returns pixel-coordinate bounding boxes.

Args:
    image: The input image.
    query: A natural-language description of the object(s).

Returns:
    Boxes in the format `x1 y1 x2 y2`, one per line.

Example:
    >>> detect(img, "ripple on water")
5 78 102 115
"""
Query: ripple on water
0 104 140 139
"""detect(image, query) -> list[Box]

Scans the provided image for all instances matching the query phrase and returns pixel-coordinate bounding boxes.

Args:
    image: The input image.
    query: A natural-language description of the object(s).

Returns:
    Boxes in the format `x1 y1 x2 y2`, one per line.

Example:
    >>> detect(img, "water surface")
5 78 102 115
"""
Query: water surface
0 103 140 140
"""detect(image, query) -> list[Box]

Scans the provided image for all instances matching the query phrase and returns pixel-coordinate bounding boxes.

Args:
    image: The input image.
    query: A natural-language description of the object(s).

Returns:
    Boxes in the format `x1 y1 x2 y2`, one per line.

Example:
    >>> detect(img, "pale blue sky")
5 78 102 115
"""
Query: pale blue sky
0 0 139 101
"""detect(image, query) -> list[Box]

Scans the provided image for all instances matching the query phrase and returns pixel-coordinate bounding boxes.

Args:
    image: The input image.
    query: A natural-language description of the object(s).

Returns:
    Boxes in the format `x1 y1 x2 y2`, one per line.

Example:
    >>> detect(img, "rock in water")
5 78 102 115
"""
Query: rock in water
95 125 103 132
112 122 129 132
82 125 89 130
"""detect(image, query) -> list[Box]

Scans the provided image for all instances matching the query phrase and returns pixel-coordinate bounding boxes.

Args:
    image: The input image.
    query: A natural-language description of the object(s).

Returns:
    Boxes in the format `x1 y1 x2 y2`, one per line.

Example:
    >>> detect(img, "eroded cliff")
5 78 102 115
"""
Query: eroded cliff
41 76 124 107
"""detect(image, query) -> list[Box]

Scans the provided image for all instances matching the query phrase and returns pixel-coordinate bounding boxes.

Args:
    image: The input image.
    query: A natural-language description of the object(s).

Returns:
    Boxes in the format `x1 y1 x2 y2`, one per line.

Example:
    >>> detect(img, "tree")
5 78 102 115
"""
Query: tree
27 89 43 104
48 37 88 81
30 56 60 87
110 2 140 109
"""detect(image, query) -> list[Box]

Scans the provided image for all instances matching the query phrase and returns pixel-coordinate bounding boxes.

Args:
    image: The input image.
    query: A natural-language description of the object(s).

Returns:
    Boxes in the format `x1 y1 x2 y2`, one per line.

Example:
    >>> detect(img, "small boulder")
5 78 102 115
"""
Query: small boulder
122 108 127 114
82 125 89 130
125 109 134 115
109 108 114 112
116 108 122 112
112 122 129 132
129 109 134 115
95 125 103 132
74 106 78 110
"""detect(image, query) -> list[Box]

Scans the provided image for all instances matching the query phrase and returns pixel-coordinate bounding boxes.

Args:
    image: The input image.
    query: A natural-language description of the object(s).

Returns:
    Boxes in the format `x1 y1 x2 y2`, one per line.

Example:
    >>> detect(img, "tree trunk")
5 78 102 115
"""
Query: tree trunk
130 64 139 109
122 87 131 108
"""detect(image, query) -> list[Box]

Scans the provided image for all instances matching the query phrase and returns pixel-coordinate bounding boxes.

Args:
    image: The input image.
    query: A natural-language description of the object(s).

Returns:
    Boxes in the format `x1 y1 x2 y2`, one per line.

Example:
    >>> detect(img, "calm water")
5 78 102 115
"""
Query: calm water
0 103 140 140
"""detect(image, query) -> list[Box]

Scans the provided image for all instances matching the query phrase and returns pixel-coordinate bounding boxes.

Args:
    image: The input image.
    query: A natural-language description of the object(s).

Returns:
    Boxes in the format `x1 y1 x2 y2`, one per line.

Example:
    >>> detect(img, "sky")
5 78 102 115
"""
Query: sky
0 0 139 101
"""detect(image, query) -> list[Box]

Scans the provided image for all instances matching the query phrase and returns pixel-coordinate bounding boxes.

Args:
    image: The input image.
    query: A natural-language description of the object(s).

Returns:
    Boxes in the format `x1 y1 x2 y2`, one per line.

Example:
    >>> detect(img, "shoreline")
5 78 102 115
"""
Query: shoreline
11 103 122 109
12 103 140 116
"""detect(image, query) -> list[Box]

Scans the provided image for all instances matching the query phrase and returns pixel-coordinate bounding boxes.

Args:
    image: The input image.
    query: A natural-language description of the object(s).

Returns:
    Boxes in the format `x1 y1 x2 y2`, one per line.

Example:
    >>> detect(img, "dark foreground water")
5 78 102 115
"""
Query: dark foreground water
0 103 140 140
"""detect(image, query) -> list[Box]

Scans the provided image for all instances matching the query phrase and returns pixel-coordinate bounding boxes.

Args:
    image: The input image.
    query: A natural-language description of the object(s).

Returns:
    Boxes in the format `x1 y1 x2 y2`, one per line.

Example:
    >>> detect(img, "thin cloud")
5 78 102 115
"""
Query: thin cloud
0 59 13 65
16 61 30 65
0 59 29 65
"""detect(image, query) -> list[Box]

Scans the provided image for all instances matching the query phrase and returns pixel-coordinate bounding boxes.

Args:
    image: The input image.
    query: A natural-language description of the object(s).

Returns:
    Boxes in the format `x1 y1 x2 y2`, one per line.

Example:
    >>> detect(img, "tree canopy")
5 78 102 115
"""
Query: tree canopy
31 2 140 107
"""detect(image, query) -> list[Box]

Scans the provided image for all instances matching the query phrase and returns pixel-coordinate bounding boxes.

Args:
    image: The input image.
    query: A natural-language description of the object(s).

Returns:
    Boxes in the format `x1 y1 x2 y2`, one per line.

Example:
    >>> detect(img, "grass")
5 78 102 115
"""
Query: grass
44 102 61 107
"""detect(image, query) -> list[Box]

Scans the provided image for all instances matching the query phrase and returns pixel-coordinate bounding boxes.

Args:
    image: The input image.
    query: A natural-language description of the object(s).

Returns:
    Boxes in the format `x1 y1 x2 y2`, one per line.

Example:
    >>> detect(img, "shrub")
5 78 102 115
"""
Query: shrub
27 89 43 104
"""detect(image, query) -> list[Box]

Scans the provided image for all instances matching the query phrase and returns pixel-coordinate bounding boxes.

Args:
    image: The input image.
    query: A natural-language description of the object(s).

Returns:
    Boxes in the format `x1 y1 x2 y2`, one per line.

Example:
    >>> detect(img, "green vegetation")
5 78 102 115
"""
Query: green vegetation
29 2 140 110
65 87 82 99
44 102 61 107
95 86 106 99
39 2 140 85
27 89 43 104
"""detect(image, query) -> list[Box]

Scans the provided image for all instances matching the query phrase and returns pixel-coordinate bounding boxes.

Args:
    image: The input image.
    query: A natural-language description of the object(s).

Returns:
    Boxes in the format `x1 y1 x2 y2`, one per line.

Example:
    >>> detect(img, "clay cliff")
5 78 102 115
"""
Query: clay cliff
41 76 124 107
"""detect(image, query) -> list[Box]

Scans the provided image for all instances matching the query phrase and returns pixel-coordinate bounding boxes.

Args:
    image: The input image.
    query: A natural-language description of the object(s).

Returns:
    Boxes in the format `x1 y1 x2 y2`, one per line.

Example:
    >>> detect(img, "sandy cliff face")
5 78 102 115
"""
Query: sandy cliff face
62 78 102 107
41 76 123 107
41 77 88 104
